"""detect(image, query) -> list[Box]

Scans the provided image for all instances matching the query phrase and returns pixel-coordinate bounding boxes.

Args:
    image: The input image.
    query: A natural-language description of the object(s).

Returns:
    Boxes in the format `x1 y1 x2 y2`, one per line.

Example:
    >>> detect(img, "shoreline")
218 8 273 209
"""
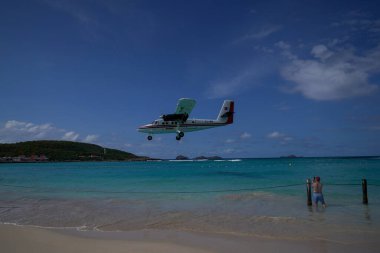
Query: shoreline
0 160 148 164
1 223 379 253
1 156 379 164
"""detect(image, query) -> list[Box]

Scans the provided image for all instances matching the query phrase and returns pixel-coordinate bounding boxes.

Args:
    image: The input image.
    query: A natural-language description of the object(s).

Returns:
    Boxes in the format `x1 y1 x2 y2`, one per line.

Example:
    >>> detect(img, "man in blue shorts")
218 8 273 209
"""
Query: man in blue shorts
312 176 326 208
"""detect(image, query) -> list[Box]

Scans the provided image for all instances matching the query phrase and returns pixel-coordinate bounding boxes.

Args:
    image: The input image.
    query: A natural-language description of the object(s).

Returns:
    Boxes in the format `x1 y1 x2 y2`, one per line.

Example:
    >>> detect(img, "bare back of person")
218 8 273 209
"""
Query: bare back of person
312 177 326 208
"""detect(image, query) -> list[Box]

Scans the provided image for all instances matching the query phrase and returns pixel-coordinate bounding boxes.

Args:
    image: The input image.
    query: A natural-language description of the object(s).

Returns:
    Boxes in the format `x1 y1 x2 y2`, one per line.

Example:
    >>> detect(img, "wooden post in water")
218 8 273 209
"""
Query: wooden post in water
362 179 368 205
306 178 312 206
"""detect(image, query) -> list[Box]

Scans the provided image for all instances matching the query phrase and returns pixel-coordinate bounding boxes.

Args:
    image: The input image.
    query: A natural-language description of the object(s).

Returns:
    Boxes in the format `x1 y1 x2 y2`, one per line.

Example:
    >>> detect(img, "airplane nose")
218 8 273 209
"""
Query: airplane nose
138 124 151 132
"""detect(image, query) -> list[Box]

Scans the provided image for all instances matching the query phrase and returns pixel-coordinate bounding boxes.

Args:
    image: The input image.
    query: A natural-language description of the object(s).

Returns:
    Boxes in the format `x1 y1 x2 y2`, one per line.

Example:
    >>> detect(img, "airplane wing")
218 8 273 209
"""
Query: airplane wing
175 98 196 115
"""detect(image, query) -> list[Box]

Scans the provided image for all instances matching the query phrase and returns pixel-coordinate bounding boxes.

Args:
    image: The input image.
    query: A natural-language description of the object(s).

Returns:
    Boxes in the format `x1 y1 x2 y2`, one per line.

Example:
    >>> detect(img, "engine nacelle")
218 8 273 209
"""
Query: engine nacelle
161 113 188 122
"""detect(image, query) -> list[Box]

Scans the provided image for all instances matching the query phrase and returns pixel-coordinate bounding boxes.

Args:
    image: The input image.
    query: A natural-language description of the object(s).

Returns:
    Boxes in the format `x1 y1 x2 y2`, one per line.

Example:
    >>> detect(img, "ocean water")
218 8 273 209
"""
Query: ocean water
1 158 380 243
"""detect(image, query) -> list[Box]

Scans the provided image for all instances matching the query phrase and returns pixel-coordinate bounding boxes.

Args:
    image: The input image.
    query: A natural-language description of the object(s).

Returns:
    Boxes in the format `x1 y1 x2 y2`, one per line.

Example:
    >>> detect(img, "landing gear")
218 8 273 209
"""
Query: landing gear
147 135 153 141
176 131 184 141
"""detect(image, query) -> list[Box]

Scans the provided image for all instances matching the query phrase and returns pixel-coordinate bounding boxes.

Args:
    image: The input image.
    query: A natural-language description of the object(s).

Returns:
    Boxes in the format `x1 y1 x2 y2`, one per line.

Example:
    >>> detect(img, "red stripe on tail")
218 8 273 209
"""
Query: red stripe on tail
227 101 234 124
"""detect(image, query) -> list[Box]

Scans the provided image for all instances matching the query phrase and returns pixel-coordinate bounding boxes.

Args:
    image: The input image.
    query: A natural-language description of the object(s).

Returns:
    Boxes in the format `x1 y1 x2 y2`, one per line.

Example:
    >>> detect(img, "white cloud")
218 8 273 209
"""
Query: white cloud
84 134 99 143
310 45 334 60
275 41 297 60
240 132 252 139
275 41 291 50
278 43 380 100
331 17 380 34
223 132 251 145
267 131 293 144
0 120 60 142
267 131 284 139
0 120 92 143
222 148 235 154
5 120 26 129
235 25 281 43
62 131 79 141
206 70 254 99
4 120 54 134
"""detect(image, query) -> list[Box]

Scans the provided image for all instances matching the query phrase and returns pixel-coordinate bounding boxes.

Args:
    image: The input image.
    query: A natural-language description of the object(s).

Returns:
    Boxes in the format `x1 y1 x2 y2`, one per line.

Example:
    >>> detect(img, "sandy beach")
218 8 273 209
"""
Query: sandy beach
0 224 213 253
1 223 380 253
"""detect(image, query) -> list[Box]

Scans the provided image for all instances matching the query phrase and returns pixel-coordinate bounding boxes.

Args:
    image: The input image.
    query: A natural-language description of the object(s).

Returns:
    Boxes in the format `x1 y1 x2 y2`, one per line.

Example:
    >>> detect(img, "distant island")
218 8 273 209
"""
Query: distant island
175 155 223 160
0 140 148 162
280 155 303 158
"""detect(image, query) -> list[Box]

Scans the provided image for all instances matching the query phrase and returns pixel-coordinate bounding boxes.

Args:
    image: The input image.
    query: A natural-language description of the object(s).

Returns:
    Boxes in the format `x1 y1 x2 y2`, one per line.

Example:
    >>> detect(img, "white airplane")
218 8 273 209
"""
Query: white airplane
138 98 234 141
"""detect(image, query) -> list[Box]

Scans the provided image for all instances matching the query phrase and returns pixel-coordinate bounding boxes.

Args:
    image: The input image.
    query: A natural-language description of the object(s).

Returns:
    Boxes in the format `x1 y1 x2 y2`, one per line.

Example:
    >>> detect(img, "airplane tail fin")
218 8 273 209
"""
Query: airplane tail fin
216 100 234 124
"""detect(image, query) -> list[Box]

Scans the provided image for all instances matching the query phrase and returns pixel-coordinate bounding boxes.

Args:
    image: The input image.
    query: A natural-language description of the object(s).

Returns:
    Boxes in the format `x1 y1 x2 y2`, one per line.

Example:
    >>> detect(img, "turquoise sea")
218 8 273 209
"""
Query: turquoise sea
1 158 380 243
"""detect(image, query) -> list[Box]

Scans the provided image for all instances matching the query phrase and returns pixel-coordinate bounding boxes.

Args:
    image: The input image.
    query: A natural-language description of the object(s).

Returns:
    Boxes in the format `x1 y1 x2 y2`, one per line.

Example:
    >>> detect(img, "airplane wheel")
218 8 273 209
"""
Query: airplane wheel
179 132 184 137
147 135 153 141
176 136 181 141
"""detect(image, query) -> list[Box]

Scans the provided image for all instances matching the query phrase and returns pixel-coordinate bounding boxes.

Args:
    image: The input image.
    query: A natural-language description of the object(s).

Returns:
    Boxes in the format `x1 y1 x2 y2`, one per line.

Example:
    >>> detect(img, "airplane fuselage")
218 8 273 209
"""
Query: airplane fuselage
138 118 228 135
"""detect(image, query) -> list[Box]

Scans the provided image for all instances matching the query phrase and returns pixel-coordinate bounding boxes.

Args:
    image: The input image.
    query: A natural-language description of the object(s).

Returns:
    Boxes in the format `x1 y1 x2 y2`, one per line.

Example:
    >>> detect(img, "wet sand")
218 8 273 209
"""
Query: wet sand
0 224 212 253
1 223 379 253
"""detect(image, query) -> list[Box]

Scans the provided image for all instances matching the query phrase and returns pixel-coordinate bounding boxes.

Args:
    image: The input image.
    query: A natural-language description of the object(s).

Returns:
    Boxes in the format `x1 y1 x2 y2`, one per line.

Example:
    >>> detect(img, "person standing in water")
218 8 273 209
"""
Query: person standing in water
312 176 326 208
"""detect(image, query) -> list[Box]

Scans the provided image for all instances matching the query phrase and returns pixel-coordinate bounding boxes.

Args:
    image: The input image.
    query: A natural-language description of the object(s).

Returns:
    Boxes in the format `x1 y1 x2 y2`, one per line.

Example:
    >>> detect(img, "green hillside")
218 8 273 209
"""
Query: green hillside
0 141 145 161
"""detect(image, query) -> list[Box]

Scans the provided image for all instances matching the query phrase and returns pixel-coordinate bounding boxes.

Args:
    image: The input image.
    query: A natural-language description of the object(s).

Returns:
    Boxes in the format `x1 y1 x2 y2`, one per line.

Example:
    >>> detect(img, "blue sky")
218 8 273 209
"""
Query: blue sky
1 0 380 158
